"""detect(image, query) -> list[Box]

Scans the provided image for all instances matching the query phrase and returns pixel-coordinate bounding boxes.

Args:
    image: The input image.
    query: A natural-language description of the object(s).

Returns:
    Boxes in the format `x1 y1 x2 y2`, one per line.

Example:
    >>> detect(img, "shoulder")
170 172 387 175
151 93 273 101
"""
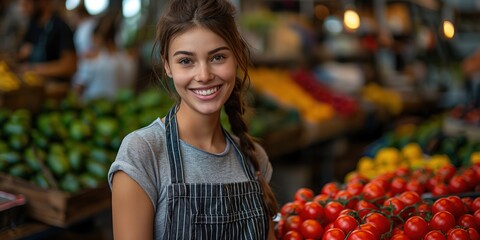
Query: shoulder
119 119 165 152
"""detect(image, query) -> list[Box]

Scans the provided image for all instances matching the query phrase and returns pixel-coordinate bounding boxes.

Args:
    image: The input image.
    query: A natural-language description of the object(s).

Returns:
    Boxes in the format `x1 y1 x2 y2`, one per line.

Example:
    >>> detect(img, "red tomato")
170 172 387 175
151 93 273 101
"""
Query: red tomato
426 175 444 192
390 177 407 195
395 166 410 177
321 182 340 197
322 228 346 240
472 197 480 213
468 227 480 240
371 176 390 192
334 190 352 202
347 229 375 240
447 228 470 240
282 230 303 240
276 217 286 239
429 211 456 233
355 200 378 218
285 215 302 232
300 219 324 239
437 164 456 182
457 214 478 230
357 222 381 240
295 188 315 203
424 230 446 240
432 183 450 197
334 215 359 235
346 182 364 196
338 208 355 217
447 195 466 217
324 201 345 223
432 198 456 215
404 216 429 239
390 233 411 240
475 209 480 229
405 179 425 195
383 197 406 215
462 197 473 213
313 194 329 206
323 222 334 231
462 168 479 189
416 203 432 219
363 212 391 235
398 191 421 206
281 201 304 217
362 182 385 203
448 175 469 194
299 201 324 221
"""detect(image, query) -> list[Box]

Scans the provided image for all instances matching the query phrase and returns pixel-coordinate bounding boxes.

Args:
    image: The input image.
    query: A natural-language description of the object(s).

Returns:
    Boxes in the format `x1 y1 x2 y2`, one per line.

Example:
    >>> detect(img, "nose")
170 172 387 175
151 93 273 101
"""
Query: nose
195 63 213 82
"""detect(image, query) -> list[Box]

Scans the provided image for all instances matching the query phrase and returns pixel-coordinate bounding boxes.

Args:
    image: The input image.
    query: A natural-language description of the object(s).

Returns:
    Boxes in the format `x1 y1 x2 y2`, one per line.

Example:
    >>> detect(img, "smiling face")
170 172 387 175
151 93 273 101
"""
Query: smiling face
164 26 237 117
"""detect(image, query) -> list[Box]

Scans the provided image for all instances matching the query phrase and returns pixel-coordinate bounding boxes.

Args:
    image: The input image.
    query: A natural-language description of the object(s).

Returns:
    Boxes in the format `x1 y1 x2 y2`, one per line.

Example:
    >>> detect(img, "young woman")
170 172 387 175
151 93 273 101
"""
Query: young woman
108 0 279 239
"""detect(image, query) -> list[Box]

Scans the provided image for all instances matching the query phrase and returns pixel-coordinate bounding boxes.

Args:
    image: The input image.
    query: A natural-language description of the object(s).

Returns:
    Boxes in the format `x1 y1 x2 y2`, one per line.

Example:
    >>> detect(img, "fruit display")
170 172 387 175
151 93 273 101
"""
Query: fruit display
249 67 335 123
290 69 359 117
0 89 174 193
0 61 43 92
362 115 480 170
276 163 480 239
361 83 403 116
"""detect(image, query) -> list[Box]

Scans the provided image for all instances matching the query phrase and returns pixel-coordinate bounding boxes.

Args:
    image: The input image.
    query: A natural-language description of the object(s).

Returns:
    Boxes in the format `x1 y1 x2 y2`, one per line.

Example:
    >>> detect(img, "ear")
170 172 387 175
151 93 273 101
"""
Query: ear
163 59 172 78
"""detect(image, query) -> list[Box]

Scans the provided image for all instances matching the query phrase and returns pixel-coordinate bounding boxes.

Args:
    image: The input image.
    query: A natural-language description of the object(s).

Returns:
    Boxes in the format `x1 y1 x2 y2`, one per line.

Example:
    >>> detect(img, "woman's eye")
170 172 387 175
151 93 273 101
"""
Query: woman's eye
178 58 191 65
212 55 225 62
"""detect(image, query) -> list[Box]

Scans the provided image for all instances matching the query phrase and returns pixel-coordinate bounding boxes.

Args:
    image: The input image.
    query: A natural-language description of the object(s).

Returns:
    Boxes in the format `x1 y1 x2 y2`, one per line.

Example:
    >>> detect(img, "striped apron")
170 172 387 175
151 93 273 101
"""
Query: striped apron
162 107 269 240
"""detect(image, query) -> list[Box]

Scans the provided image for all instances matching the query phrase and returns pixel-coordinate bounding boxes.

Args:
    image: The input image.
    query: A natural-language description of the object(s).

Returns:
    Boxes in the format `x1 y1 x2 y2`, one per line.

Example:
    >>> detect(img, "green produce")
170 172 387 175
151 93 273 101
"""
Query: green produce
24 147 44 172
59 173 81 193
86 160 108 181
0 151 21 164
32 173 50 189
8 163 31 178
79 173 100 189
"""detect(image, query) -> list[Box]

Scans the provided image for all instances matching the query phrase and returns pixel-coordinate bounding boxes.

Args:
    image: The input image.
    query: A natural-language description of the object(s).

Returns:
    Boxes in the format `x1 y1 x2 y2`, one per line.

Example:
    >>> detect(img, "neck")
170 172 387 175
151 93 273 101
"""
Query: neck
175 103 225 153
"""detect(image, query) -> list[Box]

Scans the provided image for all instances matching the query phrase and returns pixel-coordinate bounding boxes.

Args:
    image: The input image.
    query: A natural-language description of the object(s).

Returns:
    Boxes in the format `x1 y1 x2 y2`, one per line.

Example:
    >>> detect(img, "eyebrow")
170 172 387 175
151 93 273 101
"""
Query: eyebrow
172 46 230 57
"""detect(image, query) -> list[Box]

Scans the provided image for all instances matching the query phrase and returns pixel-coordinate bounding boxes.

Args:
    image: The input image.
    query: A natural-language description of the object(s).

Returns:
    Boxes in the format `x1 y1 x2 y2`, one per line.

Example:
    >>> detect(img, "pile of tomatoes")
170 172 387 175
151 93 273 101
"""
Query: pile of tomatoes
276 163 480 239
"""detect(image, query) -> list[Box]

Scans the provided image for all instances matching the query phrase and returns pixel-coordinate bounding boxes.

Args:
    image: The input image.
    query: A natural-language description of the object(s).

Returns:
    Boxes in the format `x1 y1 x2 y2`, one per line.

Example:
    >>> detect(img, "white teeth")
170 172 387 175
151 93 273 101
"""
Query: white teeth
193 87 219 96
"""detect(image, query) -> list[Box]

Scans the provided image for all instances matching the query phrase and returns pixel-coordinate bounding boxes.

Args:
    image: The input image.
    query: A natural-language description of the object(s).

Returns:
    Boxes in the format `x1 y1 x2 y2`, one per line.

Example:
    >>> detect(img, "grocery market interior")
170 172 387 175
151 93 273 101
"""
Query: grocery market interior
1 0 480 239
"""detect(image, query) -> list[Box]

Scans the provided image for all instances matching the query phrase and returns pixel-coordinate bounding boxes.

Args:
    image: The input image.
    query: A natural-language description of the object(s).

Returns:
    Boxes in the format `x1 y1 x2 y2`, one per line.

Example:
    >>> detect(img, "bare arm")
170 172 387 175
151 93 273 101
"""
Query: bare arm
28 50 77 78
111 171 154 240
268 220 277 240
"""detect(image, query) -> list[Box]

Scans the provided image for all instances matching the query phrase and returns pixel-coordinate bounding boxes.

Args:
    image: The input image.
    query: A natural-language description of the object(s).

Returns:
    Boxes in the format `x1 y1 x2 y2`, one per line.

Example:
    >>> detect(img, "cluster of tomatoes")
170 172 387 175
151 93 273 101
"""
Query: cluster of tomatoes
276 163 480 240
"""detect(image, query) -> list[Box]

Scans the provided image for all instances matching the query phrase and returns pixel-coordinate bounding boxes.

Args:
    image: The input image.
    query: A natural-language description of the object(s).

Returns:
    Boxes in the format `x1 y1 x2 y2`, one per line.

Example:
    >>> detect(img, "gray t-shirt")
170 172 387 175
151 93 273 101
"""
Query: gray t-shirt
108 118 272 238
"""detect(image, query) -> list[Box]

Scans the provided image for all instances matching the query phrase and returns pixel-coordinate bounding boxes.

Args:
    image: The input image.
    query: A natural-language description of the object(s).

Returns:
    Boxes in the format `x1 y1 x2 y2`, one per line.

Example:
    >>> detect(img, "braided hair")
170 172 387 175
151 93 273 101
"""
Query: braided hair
152 0 279 217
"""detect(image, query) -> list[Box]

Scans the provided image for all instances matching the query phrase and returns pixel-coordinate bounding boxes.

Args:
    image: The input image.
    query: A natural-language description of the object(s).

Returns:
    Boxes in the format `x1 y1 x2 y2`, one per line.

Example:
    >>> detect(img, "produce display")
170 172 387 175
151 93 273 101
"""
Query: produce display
0 89 174 192
276 163 480 239
249 67 335 123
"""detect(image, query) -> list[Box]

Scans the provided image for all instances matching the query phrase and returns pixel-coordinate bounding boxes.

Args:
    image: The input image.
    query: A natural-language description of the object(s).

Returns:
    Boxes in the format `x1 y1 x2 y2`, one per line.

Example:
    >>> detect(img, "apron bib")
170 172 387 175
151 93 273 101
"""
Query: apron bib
162 106 268 240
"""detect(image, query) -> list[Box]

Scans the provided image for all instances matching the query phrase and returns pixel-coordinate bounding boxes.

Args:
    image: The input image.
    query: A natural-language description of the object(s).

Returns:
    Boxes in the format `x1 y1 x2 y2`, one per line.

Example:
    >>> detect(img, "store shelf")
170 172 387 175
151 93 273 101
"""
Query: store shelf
262 110 366 159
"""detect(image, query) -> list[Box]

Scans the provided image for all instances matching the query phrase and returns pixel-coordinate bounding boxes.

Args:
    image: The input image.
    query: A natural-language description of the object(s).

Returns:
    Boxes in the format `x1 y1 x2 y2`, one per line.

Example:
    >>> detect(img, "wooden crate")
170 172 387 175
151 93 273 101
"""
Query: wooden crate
0 173 111 228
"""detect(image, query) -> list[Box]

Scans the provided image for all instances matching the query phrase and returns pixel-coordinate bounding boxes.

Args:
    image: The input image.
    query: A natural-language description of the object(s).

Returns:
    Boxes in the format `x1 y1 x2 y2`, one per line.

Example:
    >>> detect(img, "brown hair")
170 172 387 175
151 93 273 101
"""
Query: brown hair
152 0 279 218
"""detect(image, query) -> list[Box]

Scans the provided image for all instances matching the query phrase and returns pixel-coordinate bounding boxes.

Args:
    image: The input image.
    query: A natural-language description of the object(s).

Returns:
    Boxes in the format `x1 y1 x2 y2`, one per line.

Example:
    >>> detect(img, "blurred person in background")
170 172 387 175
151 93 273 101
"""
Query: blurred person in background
72 13 138 102
16 0 77 97
67 0 97 58
462 48 480 106
0 0 27 57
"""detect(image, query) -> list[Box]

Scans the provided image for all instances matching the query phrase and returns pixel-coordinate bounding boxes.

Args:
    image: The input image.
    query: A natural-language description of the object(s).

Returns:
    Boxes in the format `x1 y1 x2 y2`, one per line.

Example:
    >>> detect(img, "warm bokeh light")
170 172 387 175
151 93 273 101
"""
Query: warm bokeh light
442 20 455 39
344 9 360 31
